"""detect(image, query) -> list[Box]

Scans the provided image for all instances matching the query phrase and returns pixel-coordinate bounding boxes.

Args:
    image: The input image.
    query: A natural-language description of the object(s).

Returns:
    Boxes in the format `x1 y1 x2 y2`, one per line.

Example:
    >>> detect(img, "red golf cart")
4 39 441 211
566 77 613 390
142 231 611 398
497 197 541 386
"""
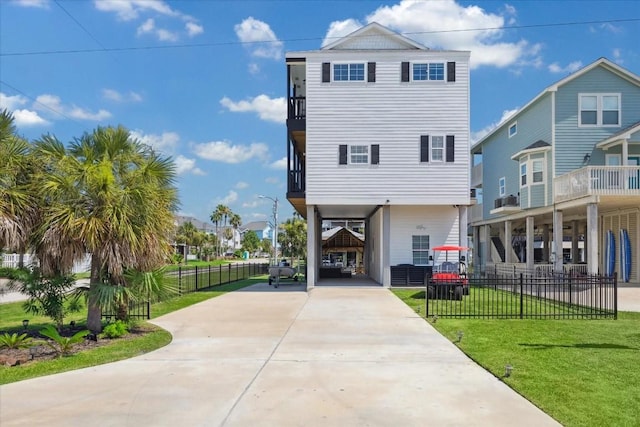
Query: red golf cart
427 245 469 300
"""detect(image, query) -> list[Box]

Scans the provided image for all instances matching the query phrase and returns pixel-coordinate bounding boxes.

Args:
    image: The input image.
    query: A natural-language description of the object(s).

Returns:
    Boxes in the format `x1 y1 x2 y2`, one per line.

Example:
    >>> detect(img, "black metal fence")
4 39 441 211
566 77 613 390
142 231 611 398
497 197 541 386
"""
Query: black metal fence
102 263 269 320
425 272 617 319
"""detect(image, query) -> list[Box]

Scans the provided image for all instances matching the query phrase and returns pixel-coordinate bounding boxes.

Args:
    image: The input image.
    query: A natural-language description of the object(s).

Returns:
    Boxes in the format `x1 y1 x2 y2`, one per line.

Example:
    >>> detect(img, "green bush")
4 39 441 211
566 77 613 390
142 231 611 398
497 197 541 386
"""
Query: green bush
40 325 90 357
0 332 33 349
101 320 129 339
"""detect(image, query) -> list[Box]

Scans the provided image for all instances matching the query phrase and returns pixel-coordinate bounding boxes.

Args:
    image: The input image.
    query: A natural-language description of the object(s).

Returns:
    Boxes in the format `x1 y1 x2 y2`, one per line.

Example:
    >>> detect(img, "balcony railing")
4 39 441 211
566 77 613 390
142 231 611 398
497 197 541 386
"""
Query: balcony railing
288 169 305 194
554 166 640 202
471 163 483 187
288 96 306 120
494 195 519 209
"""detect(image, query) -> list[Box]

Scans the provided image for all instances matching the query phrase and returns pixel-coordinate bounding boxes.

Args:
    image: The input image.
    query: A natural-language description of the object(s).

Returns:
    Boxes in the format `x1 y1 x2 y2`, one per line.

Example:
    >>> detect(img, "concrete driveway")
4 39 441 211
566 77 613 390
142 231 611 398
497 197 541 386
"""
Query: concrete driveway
0 283 559 426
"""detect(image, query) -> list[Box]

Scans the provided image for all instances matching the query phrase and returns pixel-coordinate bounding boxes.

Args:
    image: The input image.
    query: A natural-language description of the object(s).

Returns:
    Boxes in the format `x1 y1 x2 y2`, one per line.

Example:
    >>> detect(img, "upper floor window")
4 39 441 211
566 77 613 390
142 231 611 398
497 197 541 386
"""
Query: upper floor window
431 136 444 161
338 144 379 165
509 122 517 138
412 62 445 81
519 158 544 187
579 93 620 127
499 177 506 197
334 63 365 81
520 163 527 186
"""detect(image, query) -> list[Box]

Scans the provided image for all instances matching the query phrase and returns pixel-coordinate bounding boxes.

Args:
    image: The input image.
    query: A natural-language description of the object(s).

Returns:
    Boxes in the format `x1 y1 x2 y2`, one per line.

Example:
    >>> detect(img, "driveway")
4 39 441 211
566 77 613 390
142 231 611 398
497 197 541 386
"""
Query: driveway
0 283 559 426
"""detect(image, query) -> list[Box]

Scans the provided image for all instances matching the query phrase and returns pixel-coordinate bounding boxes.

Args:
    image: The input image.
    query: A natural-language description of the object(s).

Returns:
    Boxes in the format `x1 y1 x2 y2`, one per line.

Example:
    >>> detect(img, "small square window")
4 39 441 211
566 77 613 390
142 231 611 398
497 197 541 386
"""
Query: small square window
350 145 368 164
509 122 517 138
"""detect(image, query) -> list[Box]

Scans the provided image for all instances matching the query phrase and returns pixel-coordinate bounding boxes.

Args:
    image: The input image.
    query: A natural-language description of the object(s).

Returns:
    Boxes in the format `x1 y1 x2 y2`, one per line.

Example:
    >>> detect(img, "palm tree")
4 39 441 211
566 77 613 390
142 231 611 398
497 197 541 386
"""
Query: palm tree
229 213 242 251
176 221 197 263
0 110 34 261
30 126 178 331
210 208 223 258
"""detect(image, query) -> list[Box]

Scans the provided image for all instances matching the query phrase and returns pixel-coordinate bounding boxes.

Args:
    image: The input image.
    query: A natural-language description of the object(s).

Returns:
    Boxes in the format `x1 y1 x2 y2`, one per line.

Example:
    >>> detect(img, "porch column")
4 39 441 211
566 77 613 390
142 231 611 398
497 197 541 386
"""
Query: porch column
553 210 564 272
364 218 371 275
622 139 629 165
306 205 316 290
526 216 534 271
473 226 481 271
504 220 513 263
382 205 391 288
483 225 491 264
571 220 579 263
542 224 550 262
458 206 468 249
586 203 598 274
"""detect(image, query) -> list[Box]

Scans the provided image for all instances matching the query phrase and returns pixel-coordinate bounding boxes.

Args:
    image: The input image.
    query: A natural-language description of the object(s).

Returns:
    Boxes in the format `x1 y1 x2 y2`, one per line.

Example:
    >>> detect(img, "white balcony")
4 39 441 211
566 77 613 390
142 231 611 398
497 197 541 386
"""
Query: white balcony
554 166 640 202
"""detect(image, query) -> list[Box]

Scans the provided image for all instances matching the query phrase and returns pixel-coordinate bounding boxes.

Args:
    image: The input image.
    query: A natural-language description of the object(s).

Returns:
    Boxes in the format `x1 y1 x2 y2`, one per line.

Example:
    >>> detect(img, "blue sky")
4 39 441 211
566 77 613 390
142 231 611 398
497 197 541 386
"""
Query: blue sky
1 0 639 225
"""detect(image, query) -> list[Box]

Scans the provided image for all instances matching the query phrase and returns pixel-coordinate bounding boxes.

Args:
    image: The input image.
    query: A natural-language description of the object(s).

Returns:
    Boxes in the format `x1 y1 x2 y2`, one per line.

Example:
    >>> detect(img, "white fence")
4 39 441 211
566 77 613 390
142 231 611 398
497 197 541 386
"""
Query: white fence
1 253 91 274
488 262 590 276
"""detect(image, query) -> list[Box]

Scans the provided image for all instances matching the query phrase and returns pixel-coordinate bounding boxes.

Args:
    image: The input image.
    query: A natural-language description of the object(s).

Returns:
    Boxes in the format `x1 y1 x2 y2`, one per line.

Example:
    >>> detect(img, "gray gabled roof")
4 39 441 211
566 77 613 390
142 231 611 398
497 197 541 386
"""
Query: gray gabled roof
241 221 269 231
321 22 428 51
473 58 640 150
510 140 551 160
596 120 640 149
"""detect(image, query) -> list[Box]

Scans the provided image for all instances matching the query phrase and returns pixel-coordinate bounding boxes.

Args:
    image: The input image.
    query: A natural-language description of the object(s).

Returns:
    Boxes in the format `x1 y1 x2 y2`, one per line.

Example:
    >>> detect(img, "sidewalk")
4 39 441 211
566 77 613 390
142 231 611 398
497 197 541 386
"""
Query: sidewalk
0 283 559 427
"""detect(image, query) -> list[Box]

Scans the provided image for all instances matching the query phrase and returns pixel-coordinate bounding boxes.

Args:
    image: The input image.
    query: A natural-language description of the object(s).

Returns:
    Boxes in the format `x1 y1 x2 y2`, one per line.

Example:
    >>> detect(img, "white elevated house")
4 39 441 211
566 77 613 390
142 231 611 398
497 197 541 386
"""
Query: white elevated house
285 23 471 288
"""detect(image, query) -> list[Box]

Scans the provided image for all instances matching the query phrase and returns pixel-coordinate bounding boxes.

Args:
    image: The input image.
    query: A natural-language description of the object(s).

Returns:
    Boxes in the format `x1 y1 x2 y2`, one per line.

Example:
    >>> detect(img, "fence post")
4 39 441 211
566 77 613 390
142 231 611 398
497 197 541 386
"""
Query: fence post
219 264 222 285
146 301 151 320
519 273 523 319
208 265 211 288
614 272 618 319
228 263 232 283
178 266 182 296
195 265 198 291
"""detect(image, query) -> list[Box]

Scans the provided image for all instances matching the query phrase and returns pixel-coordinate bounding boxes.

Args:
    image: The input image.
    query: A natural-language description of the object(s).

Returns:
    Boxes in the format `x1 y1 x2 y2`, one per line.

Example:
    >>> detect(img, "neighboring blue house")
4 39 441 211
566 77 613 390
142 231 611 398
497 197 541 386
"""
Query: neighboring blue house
241 221 273 241
470 58 640 282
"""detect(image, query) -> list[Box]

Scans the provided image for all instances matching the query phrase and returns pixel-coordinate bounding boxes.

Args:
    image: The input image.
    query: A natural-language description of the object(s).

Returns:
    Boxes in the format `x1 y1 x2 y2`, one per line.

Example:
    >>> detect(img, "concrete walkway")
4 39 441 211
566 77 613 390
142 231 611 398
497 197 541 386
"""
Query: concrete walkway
0 283 559 427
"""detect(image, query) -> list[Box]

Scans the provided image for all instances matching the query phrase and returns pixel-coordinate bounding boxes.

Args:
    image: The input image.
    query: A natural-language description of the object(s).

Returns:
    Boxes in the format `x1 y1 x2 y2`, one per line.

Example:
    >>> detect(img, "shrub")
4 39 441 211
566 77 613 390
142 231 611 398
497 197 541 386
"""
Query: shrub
101 320 129 339
40 325 90 357
0 332 33 349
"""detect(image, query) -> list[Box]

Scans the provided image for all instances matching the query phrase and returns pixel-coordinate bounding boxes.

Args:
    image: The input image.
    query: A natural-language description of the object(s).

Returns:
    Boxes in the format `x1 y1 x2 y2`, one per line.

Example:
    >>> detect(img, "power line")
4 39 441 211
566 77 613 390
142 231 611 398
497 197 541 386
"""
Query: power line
54 0 110 53
2 17 639 57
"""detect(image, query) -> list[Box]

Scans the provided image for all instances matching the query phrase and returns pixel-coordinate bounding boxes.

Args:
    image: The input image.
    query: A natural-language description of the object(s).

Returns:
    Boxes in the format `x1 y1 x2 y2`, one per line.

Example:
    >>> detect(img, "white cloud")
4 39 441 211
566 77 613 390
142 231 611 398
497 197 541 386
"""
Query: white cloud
130 130 180 153
94 0 180 21
12 109 50 126
612 48 624 65
12 0 49 8
95 0 203 41
186 22 203 37
33 94 111 121
220 95 286 124
234 17 283 60
323 0 541 69
322 19 363 47
248 63 260 75
235 181 249 190
193 140 269 164
174 155 205 175
471 108 519 144
102 88 143 103
548 61 583 74
0 93 28 110
218 190 238 205
270 157 287 170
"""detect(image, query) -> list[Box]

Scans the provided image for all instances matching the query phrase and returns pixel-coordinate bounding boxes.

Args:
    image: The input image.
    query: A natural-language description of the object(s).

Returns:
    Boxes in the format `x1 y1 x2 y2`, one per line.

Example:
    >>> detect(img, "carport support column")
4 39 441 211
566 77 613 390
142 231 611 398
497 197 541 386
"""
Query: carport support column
553 210 563 272
306 205 316 290
472 226 481 271
458 206 468 248
587 203 598 274
542 224 550 262
382 205 391 288
504 220 513 264
526 216 534 271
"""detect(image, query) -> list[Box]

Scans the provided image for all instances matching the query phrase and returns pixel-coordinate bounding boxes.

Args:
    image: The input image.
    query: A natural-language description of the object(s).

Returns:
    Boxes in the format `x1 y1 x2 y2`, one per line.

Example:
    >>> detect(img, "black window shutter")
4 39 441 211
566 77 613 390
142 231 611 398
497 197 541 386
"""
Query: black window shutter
339 145 348 164
401 62 410 82
371 144 379 164
368 62 376 82
447 62 456 82
322 62 331 82
420 136 429 162
446 135 455 162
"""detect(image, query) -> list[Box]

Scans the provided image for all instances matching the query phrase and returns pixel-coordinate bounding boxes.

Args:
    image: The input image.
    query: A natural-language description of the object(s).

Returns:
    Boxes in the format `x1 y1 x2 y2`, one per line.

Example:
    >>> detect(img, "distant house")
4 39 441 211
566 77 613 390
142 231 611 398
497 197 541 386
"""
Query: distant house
285 23 471 288
241 221 273 241
174 215 215 234
470 58 640 282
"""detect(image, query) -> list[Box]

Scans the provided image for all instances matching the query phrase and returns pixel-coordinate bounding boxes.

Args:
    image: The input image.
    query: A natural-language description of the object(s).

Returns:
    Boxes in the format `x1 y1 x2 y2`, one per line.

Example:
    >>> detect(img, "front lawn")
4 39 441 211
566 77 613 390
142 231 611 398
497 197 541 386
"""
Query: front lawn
393 289 640 427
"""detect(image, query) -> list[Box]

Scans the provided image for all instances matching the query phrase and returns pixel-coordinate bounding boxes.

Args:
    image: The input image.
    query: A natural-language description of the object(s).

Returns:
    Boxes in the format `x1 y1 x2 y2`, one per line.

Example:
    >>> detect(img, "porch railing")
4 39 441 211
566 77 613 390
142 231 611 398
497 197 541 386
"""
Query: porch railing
288 96 306 120
554 166 640 202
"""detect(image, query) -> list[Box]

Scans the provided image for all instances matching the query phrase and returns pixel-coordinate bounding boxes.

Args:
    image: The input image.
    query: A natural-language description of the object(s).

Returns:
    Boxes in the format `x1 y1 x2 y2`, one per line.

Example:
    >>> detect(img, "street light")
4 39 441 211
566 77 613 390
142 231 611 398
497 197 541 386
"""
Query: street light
259 195 279 266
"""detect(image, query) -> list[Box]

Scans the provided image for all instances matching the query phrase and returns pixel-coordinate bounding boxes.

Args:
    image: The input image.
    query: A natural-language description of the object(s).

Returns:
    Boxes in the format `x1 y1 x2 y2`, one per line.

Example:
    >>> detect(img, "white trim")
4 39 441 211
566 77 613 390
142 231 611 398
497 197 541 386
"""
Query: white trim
430 135 445 162
322 22 428 51
349 144 369 164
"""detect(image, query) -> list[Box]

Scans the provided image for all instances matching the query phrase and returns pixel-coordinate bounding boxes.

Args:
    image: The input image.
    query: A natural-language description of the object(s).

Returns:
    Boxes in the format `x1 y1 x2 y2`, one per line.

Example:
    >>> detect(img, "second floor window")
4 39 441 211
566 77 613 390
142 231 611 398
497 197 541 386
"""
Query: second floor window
579 93 620 127
431 136 444 161
334 63 365 81
499 177 506 197
350 145 368 164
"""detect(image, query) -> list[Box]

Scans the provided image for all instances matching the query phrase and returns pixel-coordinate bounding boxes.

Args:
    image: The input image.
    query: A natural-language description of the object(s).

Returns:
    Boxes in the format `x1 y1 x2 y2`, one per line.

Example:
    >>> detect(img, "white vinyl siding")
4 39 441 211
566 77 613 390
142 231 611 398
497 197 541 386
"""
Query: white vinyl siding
304 51 470 206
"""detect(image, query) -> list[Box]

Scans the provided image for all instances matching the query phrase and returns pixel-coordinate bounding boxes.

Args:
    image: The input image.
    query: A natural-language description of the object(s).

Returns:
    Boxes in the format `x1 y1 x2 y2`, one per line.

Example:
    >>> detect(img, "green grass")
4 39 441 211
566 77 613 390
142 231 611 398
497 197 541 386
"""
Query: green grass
392 289 640 427
0 276 266 384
